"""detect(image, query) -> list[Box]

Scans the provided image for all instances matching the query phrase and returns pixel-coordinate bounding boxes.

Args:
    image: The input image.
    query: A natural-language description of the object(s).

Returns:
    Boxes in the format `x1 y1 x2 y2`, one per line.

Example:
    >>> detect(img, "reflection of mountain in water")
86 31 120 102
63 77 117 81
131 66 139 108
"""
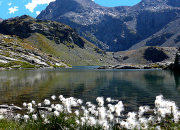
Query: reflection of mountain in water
0 68 180 111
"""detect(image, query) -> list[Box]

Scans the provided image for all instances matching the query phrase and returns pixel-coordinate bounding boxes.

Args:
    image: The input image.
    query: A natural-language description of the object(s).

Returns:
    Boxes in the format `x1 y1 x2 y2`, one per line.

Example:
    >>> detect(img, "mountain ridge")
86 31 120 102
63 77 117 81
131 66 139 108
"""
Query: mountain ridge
37 0 180 52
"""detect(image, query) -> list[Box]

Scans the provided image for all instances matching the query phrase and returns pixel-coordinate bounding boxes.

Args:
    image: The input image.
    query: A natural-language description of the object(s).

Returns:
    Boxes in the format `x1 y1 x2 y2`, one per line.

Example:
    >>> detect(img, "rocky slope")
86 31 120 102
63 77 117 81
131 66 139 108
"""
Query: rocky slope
113 46 177 64
0 34 68 69
0 15 117 66
0 18 3 23
37 0 180 52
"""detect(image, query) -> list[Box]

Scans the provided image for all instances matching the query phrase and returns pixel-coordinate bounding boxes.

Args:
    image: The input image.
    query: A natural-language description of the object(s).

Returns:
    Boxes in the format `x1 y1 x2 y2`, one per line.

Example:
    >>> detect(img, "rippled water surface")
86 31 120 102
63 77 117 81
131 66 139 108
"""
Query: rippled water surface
0 66 180 111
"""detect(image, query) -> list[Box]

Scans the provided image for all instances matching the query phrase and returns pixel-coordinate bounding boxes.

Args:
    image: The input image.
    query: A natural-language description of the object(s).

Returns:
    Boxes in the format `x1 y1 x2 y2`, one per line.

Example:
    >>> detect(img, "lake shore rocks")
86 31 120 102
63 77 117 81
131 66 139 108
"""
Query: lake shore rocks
96 62 173 70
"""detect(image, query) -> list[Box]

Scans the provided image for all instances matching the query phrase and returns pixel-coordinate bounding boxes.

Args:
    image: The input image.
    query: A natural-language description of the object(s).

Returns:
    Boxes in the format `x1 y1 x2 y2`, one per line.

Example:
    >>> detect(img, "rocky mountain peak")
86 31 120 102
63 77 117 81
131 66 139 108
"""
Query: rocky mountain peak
67 0 101 8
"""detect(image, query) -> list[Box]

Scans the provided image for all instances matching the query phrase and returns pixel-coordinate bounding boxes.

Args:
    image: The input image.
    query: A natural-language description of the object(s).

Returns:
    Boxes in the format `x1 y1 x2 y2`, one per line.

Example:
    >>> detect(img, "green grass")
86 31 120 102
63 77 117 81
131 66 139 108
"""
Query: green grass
0 119 24 130
0 61 38 69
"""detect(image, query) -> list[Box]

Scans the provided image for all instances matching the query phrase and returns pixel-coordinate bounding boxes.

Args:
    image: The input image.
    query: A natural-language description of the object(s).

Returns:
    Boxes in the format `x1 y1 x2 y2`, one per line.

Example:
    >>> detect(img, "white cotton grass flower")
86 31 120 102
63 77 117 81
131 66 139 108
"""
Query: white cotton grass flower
138 106 150 117
51 104 55 109
27 103 32 108
54 111 60 117
107 113 114 121
23 102 27 107
127 112 137 120
44 118 50 124
32 100 36 105
44 99 51 105
157 108 167 118
28 107 34 113
76 120 80 124
120 121 129 129
155 126 161 130
83 109 89 118
87 117 97 126
103 122 110 130
117 101 123 107
51 95 56 100
96 97 103 103
32 114 37 120
48 108 52 112
148 115 155 124
41 114 45 119
98 100 104 107
38 103 41 107
59 95 64 101
80 117 86 125
81 106 85 110
98 107 106 121
115 102 124 117
86 102 92 107
108 104 113 108
94 110 99 117
88 107 95 115
70 97 78 107
77 99 83 104
55 104 63 112
14 114 21 121
75 110 79 116
139 117 148 129
155 95 164 107
24 115 29 122
96 97 104 106
106 97 111 102
63 100 72 113
0 115 4 120
109 105 115 113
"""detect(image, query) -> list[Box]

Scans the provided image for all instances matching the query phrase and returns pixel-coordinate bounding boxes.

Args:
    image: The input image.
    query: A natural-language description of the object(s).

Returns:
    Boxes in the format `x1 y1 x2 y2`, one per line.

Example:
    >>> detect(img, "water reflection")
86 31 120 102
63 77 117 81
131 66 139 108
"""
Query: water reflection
0 67 180 111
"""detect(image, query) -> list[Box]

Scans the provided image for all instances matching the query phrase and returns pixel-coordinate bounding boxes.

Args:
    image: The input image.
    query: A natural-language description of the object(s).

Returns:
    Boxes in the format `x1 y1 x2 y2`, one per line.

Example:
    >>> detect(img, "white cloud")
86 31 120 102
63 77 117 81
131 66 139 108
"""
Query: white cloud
8 2 12 6
8 6 19 14
0 1 2 5
36 11 40 15
25 0 56 13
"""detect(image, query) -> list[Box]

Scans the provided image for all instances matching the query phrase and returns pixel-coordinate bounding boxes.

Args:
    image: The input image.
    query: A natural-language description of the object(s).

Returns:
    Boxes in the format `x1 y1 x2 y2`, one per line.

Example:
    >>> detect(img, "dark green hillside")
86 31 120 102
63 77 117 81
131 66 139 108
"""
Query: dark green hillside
0 15 117 66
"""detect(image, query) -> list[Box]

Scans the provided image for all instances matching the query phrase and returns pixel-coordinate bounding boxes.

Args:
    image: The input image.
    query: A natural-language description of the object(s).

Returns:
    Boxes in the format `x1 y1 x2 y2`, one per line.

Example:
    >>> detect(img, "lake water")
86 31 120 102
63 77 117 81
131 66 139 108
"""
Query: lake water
1 66 180 112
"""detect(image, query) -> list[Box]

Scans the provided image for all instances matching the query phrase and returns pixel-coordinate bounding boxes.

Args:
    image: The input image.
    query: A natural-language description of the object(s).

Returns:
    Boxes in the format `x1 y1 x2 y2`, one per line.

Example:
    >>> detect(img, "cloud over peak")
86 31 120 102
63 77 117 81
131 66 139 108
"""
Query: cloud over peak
8 6 18 14
8 2 12 6
25 0 56 13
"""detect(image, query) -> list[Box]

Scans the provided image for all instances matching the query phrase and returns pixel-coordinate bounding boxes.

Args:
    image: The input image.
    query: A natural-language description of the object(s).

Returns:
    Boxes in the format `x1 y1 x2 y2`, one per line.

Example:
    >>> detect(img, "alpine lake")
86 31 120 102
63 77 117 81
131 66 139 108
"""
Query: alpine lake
1 66 180 112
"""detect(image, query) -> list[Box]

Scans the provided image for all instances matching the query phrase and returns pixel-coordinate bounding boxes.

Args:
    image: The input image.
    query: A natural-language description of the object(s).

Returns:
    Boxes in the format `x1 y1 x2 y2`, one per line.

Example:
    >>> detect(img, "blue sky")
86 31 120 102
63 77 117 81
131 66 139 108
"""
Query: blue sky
0 0 141 19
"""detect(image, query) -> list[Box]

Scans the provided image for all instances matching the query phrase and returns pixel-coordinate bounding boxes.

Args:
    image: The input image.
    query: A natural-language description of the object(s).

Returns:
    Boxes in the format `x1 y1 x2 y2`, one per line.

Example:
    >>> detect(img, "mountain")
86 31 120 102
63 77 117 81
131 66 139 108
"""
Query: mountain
0 15 118 66
0 18 3 23
37 0 180 52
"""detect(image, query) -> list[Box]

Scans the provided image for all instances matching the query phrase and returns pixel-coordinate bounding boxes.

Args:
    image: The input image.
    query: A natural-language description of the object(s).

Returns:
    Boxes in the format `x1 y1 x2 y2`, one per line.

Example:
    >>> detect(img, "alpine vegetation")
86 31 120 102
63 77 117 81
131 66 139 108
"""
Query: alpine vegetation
1 95 180 129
